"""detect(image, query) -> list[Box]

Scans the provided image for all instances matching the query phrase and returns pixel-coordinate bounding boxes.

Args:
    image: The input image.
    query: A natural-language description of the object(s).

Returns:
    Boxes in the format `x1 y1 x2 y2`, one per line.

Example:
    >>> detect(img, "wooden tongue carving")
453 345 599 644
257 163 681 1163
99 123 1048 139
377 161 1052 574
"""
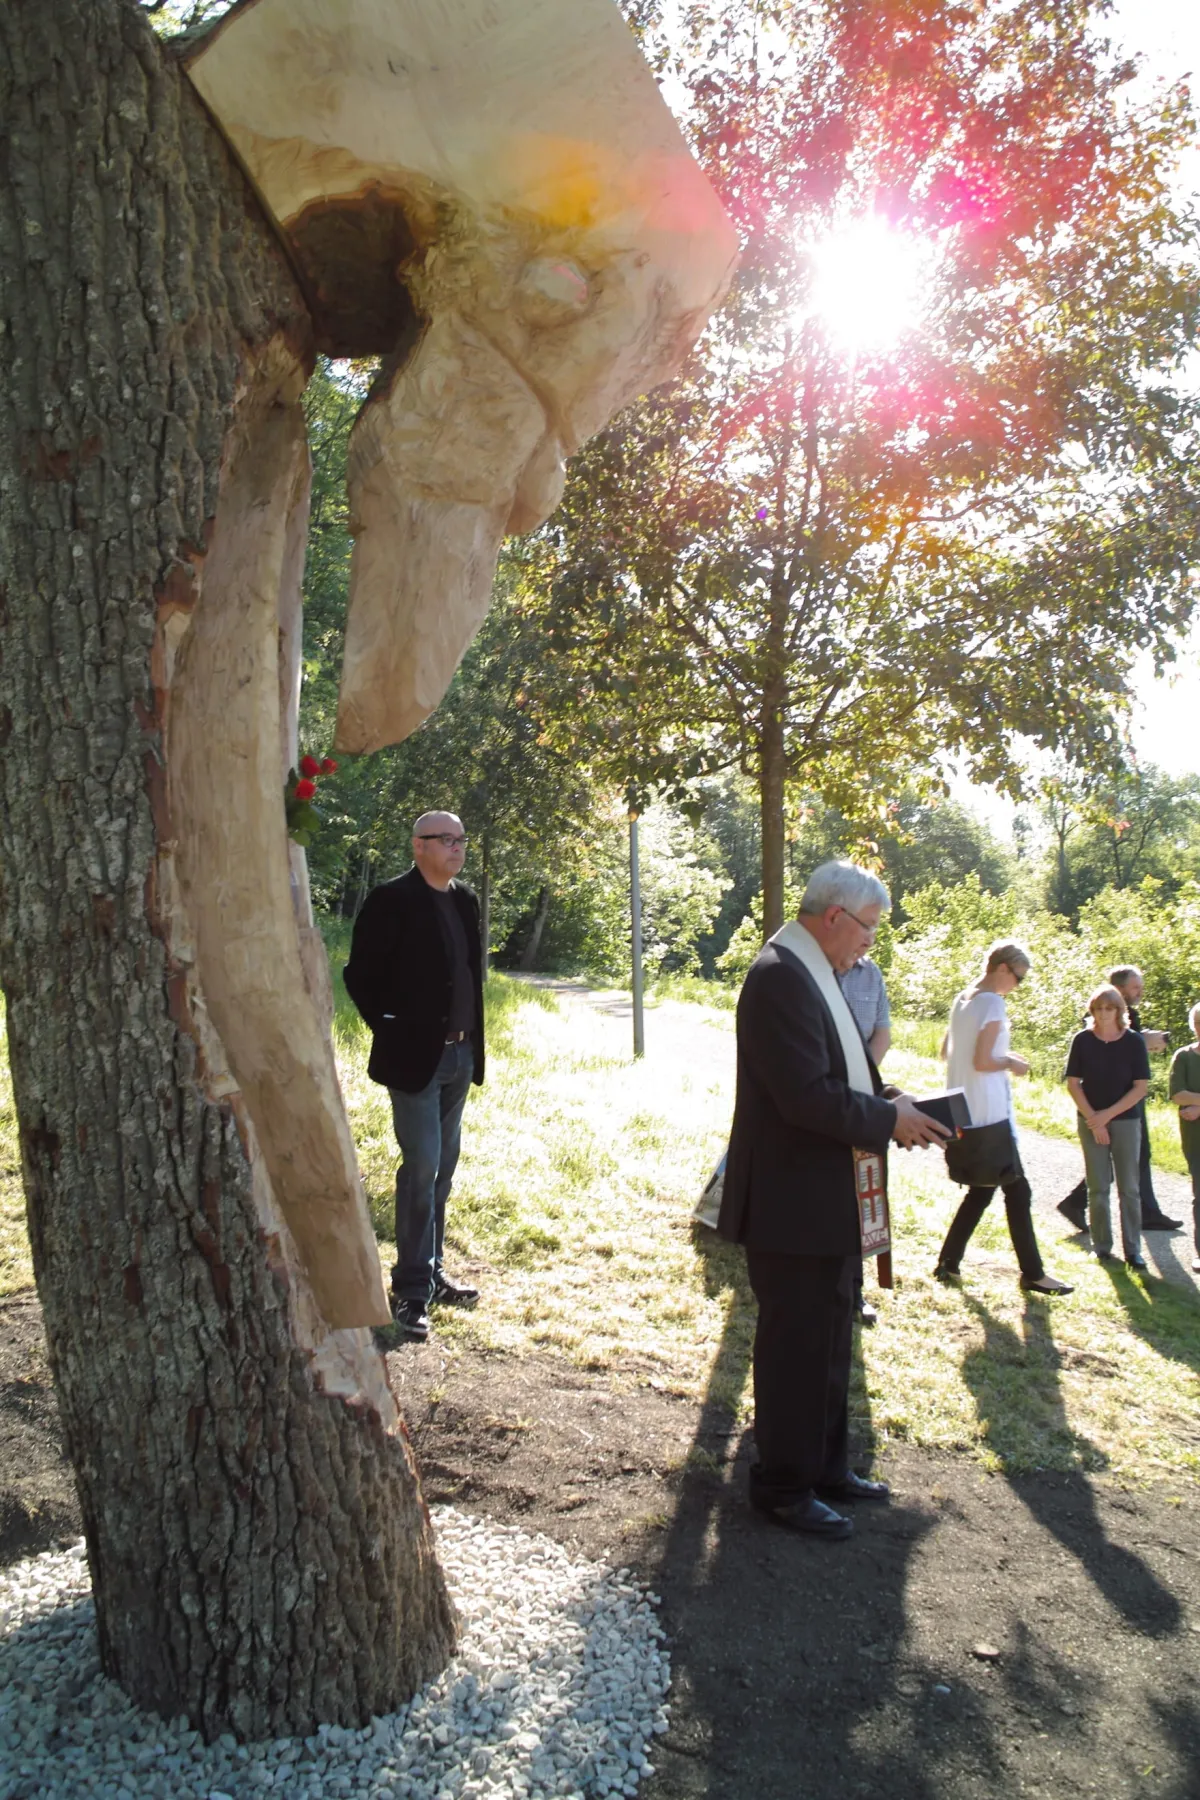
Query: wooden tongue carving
182 0 737 753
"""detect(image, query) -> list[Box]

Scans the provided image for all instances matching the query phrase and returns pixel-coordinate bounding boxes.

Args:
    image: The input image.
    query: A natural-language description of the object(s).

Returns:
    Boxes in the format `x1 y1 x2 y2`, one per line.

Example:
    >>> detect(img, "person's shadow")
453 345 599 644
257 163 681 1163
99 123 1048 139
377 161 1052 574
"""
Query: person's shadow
643 1232 1013 1799
960 1292 1182 1637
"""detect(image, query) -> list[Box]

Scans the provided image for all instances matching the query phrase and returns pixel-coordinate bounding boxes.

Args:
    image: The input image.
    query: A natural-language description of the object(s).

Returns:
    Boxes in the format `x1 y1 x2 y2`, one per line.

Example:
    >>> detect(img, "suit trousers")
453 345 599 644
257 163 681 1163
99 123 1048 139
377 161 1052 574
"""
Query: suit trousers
744 1248 855 1500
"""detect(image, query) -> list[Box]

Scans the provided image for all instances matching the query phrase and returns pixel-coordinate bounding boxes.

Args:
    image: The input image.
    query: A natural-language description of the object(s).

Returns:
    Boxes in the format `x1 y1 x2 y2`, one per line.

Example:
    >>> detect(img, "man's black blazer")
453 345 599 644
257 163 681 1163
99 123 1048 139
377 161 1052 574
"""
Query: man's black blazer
343 867 485 1095
718 941 896 1257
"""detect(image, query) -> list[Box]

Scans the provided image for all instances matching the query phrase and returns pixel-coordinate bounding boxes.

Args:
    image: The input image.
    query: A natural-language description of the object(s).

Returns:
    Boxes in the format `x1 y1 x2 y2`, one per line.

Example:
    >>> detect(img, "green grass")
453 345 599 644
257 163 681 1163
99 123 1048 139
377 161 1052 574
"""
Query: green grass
888 1017 1190 1177
2 970 1198 1485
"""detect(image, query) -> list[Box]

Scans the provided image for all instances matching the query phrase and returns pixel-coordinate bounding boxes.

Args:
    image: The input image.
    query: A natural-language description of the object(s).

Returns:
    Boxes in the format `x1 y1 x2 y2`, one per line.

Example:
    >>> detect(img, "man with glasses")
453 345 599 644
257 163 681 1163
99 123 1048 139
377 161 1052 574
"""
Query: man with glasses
344 810 484 1339
718 860 949 1539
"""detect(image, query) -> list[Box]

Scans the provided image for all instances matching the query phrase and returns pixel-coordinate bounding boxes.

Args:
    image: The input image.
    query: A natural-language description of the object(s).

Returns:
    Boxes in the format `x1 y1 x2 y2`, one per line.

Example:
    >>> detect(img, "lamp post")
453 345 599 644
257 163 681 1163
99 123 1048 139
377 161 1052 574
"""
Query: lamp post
628 801 645 1059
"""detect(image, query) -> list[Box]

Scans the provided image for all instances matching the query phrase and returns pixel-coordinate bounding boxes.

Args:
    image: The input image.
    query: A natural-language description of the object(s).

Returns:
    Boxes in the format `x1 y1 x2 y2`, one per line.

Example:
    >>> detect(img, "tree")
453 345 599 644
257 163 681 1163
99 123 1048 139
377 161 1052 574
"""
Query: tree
519 0 1200 936
1038 756 1200 914
0 0 454 1735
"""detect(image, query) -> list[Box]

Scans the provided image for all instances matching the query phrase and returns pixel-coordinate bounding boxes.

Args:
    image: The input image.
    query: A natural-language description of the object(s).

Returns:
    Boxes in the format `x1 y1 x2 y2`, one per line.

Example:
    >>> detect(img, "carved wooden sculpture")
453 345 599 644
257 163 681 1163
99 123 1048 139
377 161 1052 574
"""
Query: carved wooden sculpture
0 0 733 1735
177 0 736 1329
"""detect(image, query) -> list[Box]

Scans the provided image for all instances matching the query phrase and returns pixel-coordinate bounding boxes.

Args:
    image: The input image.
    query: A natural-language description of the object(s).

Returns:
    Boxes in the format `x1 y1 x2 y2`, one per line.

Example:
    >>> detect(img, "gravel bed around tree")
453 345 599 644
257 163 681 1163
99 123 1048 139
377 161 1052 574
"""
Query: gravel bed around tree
0 1511 669 1800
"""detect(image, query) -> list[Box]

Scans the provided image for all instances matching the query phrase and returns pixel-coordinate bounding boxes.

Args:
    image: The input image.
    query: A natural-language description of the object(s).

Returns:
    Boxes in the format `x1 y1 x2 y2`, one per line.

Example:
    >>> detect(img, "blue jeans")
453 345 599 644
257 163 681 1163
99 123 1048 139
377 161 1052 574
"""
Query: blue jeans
1078 1116 1142 1261
389 1041 474 1304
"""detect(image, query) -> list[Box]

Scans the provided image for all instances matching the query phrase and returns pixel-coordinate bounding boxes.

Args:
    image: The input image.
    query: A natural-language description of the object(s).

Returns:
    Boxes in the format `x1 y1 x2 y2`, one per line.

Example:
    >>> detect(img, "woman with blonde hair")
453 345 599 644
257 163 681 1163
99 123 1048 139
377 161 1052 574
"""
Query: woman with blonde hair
934 941 1072 1293
1066 985 1151 1268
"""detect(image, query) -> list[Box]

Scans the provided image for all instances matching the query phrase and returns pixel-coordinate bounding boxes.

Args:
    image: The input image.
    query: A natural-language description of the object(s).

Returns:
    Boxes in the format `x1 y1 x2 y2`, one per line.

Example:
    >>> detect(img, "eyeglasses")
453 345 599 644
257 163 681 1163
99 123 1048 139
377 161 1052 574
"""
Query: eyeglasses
837 905 878 939
1006 966 1027 985
417 833 467 849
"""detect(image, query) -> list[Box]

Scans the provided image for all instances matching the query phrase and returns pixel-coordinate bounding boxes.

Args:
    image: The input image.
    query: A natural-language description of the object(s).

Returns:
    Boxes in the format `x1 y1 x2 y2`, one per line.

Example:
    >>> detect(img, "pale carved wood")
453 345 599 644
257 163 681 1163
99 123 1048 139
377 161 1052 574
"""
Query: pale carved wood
182 0 739 754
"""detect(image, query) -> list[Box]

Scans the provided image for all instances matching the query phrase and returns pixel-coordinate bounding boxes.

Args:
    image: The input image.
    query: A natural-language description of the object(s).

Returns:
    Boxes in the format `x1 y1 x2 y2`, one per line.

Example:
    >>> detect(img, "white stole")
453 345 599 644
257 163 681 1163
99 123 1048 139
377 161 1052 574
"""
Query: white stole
771 920 874 1096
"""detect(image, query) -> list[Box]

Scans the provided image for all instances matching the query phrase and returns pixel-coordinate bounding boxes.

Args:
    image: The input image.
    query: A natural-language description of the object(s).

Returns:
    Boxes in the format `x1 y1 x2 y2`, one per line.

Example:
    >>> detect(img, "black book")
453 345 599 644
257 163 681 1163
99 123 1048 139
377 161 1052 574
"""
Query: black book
913 1088 973 1135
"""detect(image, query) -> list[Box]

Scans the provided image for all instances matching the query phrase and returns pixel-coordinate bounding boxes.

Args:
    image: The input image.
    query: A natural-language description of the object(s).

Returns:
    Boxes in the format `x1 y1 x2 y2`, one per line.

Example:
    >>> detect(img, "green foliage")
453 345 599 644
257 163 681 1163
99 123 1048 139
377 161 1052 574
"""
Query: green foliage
514 0 1200 931
888 871 1200 1095
1039 758 1200 918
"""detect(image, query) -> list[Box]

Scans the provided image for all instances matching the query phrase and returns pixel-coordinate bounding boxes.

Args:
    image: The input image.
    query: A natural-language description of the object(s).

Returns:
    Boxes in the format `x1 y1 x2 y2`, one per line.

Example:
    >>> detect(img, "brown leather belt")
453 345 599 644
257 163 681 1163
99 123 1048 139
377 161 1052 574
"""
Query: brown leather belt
445 1031 467 1043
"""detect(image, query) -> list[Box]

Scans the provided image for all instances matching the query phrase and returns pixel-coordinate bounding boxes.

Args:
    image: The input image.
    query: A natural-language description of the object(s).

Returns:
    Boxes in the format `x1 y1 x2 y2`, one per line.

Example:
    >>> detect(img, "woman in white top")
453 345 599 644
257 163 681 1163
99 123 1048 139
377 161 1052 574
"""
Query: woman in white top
934 941 1072 1295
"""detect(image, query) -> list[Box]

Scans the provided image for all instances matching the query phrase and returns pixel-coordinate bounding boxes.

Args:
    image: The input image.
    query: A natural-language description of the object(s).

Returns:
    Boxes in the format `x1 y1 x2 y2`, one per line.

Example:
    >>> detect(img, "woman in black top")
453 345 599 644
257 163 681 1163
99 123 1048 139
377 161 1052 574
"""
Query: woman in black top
1064 985 1151 1268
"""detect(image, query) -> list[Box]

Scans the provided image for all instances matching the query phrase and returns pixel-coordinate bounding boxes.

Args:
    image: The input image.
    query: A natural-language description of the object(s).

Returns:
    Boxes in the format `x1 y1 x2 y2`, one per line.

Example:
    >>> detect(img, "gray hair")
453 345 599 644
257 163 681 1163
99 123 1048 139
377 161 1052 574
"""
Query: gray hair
799 860 890 918
1189 1000 1200 1036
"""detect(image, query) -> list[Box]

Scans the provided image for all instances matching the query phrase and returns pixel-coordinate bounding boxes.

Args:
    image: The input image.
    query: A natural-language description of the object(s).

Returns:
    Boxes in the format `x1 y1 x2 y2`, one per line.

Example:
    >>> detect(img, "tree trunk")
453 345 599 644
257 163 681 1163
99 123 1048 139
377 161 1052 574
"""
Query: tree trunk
480 840 492 984
519 886 552 971
0 0 453 1740
759 576 789 940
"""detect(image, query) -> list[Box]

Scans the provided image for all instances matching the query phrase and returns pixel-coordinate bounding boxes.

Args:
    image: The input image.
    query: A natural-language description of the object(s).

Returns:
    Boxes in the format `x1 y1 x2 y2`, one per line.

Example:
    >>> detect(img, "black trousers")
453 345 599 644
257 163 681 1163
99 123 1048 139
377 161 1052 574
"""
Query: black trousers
744 1249 854 1499
1063 1123 1162 1225
938 1176 1044 1281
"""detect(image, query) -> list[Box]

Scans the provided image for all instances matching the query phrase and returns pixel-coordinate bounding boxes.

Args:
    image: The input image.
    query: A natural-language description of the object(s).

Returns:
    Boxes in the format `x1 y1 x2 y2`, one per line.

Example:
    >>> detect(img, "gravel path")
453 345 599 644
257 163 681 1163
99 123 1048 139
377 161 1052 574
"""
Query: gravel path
520 978 1198 1293
0 1513 669 1800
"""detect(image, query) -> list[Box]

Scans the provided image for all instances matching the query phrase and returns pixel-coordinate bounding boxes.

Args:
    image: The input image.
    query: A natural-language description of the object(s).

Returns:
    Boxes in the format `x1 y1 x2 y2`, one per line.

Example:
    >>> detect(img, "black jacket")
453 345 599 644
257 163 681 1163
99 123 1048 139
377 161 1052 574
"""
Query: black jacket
343 867 485 1094
718 942 896 1257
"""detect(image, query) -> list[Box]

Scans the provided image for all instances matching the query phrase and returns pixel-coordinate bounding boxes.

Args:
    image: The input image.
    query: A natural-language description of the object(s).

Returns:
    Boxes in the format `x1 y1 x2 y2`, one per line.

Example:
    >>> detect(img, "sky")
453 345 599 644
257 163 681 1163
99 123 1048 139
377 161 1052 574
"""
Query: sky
953 0 1200 828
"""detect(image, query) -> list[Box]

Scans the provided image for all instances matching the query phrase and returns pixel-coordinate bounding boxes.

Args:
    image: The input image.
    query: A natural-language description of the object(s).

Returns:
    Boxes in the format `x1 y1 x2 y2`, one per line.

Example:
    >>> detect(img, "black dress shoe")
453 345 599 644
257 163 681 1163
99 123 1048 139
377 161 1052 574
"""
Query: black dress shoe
1125 1257 1149 1272
431 1273 479 1306
1057 1196 1088 1232
1142 1214 1181 1232
392 1297 430 1340
753 1493 853 1538
817 1472 890 1503
933 1264 961 1285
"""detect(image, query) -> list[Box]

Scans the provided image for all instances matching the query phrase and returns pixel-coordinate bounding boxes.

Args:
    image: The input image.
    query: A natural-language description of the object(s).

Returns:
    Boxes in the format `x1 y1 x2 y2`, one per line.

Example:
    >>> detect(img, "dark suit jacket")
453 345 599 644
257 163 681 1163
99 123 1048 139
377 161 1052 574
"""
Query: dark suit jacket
718 941 896 1257
343 867 485 1094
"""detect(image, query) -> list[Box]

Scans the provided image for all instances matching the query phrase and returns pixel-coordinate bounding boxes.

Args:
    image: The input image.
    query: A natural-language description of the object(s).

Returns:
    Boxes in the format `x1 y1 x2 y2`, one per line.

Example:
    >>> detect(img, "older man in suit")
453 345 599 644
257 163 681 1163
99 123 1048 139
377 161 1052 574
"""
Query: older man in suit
719 861 948 1539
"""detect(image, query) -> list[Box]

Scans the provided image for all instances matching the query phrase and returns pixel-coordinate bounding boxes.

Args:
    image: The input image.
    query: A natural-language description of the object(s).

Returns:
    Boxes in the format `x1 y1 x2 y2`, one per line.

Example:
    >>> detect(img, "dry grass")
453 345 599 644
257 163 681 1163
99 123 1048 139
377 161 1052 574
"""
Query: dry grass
2 974 1198 1484
357 978 1196 1487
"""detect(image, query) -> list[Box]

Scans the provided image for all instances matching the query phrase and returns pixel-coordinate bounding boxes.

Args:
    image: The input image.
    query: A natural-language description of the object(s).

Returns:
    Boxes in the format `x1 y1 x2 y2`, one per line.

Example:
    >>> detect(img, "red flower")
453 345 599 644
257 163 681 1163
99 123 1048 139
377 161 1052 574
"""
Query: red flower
299 754 320 778
294 777 317 801
320 757 338 774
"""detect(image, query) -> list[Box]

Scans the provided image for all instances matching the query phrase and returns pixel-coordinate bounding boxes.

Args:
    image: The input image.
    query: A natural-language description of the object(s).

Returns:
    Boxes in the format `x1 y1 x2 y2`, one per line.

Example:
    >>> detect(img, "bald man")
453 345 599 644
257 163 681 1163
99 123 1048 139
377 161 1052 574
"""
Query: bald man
344 811 485 1340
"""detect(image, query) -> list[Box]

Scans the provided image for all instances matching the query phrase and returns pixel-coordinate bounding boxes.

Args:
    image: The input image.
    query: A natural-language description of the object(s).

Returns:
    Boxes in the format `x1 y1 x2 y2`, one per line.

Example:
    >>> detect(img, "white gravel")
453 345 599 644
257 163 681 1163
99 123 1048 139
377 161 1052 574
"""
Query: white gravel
0 1511 670 1800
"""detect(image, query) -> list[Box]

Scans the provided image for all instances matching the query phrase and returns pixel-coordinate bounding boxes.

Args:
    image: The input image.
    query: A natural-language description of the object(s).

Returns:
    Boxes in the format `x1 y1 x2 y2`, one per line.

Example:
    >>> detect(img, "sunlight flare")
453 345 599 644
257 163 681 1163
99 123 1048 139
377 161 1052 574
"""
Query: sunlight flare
804 215 934 354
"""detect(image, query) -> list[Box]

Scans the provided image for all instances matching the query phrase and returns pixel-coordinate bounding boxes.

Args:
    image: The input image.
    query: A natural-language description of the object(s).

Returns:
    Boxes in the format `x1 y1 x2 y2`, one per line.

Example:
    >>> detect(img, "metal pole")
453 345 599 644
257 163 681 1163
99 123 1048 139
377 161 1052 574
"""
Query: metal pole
629 809 645 1059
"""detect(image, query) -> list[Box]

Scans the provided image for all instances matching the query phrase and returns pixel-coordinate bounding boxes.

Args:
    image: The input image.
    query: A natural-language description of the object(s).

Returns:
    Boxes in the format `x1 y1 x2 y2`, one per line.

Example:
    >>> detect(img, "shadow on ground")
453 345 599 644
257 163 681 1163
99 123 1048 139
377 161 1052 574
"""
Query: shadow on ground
642 1239 1200 1800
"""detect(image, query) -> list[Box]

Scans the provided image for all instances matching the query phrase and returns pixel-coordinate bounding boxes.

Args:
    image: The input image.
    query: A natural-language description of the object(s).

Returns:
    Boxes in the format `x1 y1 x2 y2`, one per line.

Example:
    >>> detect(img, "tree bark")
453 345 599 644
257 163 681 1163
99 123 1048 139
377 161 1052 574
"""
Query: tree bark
0 0 454 1739
480 841 492 984
759 574 789 941
519 886 552 972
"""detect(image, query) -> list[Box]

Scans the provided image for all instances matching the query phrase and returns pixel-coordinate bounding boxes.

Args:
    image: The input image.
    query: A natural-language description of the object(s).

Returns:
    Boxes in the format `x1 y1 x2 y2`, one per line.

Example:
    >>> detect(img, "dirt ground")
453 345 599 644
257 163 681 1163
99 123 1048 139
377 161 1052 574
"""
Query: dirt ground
3 1284 1199 1800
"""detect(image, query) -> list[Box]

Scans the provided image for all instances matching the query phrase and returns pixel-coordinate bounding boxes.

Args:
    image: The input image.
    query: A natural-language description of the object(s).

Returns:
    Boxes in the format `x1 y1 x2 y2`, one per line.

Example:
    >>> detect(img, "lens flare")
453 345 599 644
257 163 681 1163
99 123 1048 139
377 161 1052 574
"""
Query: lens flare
805 216 932 354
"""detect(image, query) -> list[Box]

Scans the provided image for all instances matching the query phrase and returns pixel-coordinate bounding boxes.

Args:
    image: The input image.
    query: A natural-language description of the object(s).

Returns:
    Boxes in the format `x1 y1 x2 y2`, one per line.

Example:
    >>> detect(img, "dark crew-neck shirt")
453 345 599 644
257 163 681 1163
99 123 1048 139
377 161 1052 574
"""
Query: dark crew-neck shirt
430 886 475 1036
1064 1028 1150 1117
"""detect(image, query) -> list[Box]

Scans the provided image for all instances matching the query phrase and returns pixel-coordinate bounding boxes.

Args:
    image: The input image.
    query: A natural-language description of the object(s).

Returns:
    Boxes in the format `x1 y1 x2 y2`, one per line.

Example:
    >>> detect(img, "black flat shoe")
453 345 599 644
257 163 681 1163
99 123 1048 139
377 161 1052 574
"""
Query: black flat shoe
817 1472 890 1503
753 1493 853 1539
1020 1275 1074 1295
933 1265 961 1285
1125 1257 1149 1272
1056 1198 1088 1232
1142 1215 1181 1232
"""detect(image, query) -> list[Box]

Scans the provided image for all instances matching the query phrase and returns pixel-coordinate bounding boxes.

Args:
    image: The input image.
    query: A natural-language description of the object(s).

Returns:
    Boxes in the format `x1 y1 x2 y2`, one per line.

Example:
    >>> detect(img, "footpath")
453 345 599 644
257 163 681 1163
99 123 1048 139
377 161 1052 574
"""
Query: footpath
519 976 1198 1294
